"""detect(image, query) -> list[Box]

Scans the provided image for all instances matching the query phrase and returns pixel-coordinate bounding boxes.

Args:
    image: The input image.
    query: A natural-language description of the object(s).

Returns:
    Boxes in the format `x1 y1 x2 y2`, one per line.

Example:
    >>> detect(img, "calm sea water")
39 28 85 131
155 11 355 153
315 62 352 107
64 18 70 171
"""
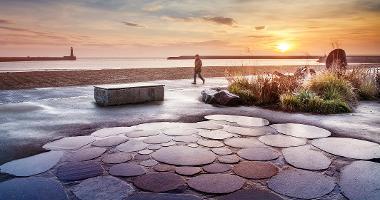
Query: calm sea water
0 57 323 72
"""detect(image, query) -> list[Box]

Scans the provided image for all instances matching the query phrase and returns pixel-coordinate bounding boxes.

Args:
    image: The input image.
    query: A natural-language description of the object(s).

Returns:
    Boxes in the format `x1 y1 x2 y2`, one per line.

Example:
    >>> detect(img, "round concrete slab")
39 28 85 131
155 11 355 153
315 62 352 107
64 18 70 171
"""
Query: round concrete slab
340 161 380 200
161 141 176 147
126 130 161 138
0 151 63 177
92 136 128 147
218 189 283 200
205 115 269 127
140 159 158 167
218 155 240 164
116 140 148 153
72 176 134 200
69 147 107 161
311 137 380 159
128 192 202 200
268 169 335 199
198 130 235 140
224 137 267 148
102 152 132 164
154 164 174 172
258 135 307 148
138 149 153 155
194 121 224 130
233 161 278 179
133 172 186 192
237 147 280 161
109 163 146 177
0 177 68 200
197 139 225 148
91 127 134 138
203 163 232 173
43 136 96 150
163 128 199 136
152 146 216 166
143 134 172 144
56 161 104 182
212 147 233 155
223 125 275 137
175 167 202 176
271 123 331 139
188 174 245 194
148 144 162 150
282 145 331 170
173 135 198 143
134 154 150 160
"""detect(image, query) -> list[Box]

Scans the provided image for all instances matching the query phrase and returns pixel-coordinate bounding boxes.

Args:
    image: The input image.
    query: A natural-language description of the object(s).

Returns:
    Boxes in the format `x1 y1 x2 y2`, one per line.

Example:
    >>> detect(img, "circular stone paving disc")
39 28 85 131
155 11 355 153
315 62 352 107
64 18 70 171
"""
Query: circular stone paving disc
163 128 199 136
188 174 245 194
143 134 172 144
258 135 307 148
339 161 380 200
212 147 233 155
205 115 269 127
224 137 267 148
223 126 275 137
92 136 128 147
282 145 331 170
198 130 235 140
233 161 278 179
311 137 380 160
175 167 202 176
128 192 202 200
56 161 104 182
0 151 63 177
153 164 174 172
91 127 135 138
116 140 148 153
237 147 280 161
69 147 107 162
218 189 284 200
268 169 335 199
0 177 68 200
102 152 132 164
271 123 331 139
72 176 134 200
218 155 240 164
43 136 96 150
126 130 161 138
109 163 146 177
197 139 225 148
140 159 159 167
173 135 198 143
203 163 232 173
193 121 224 130
133 172 186 192
152 146 216 166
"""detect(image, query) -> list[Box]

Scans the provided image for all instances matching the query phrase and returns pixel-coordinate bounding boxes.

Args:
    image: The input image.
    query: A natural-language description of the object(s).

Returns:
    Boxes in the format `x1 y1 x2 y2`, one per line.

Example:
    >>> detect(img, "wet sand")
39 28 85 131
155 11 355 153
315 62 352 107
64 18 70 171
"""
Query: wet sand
0 65 325 90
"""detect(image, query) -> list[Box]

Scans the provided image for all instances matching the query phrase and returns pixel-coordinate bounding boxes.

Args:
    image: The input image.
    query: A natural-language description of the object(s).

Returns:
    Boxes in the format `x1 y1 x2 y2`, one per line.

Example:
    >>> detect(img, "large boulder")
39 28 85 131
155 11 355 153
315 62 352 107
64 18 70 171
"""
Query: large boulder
201 88 240 106
326 49 347 71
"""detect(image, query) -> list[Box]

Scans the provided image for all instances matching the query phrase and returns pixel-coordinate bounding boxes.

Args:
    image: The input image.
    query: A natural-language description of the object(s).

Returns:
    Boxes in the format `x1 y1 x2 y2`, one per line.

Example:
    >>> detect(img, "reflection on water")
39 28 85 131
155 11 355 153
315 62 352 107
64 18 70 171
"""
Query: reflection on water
0 58 323 72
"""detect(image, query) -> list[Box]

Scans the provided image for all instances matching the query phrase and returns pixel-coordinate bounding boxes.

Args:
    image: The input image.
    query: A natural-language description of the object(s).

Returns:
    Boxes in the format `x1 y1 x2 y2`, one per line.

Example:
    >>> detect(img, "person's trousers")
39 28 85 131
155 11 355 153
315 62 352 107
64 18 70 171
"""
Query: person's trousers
194 71 205 83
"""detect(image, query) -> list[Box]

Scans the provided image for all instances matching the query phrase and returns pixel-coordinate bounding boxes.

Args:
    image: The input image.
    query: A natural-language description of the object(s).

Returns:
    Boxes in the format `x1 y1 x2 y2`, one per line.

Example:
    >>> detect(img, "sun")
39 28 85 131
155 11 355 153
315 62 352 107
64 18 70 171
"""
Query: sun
276 42 291 53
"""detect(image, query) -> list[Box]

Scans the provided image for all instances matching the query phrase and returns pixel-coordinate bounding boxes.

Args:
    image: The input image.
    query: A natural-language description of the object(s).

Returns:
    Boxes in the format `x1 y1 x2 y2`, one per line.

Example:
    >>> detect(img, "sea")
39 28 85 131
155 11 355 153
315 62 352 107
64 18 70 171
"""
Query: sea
0 57 325 72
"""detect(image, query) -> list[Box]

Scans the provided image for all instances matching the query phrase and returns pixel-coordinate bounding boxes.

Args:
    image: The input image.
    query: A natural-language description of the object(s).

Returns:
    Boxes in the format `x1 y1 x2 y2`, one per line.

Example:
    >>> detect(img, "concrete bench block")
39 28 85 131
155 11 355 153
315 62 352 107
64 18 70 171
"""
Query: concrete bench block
94 83 164 106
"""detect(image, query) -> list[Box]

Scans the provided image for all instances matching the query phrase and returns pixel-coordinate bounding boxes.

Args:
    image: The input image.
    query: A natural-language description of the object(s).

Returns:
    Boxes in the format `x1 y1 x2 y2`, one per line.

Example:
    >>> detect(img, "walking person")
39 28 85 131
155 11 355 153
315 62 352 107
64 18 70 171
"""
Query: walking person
192 54 205 84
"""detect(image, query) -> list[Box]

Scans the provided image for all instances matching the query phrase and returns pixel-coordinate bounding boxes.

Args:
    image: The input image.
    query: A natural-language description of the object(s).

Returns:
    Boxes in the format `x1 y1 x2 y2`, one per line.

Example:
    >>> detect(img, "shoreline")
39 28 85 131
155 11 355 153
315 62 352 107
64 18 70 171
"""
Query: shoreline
0 64 378 90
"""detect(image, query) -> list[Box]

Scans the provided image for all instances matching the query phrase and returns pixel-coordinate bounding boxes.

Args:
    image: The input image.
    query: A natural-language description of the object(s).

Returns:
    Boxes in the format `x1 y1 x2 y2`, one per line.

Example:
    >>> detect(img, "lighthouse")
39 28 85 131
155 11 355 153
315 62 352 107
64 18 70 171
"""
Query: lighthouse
70 47 74 57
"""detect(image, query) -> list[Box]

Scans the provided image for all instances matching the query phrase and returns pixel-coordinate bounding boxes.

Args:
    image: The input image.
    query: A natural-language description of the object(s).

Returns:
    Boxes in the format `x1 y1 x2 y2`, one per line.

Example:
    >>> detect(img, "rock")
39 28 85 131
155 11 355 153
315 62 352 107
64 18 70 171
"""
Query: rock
116 140 148 153
282 145 331 170
72 176 134 200
56 161 104 181
212 147 233 155
102 152 133 164
205 115 270 127
152 146 216 166
197 139 225 147
0 151 63 176
339 161 380 200
133 172 186 192
218 155 240 164
193 121 224 130
218 189 284 200
188 143 199 148
43 136 95 150
203 163 232 173
173 135 198 143
163 128 199 136
143 134 172 144
92 136 128 147
258 134 307 148
223 125 274 136
325 48 347 71
225 137 267 148
138 149 153 155
140 159 158 167
127 192 202 200
69 147 106 161
148 144 162 150
198 130 235 140
311 137 380 160
154 164 174 172
268 169 335 199
188 174 245 194
175 167 202 176
201 88 240 106
109 163 146 177
126 130 161 138
91 127 134 138
0 177 68 200
237 147 280 161
161 141 176 147
270 123 331 139
233 161 278 179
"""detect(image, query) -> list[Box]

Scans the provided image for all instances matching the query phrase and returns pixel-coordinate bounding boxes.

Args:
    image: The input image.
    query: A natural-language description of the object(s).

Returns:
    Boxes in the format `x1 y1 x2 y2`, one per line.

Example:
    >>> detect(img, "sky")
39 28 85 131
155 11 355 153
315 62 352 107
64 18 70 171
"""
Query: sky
0 0 379 57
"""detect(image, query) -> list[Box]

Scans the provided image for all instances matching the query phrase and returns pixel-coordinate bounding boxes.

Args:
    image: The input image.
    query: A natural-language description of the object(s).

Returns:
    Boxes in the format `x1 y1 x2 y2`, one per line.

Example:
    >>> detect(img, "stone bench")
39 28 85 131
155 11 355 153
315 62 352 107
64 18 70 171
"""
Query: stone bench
94 83 164 106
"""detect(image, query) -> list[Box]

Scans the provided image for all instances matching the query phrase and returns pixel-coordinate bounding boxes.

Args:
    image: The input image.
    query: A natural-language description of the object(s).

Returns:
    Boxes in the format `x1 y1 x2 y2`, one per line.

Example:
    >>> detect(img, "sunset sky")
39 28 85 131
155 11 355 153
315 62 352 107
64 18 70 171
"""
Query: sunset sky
0 0 379 57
